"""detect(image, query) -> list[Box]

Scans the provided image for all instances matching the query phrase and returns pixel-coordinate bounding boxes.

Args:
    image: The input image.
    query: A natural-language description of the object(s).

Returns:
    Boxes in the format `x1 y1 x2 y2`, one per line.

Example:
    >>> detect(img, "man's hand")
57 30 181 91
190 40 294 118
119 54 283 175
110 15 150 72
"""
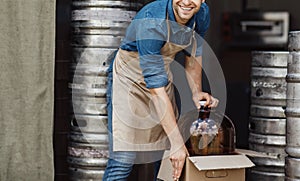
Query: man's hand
192 92 219 109
169 145 189 180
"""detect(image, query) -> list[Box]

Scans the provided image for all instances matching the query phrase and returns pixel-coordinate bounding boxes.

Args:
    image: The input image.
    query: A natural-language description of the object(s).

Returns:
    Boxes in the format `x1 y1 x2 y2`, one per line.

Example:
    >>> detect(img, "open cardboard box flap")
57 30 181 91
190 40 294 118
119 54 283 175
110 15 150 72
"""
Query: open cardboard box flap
158 149 257 181
188 154 254 171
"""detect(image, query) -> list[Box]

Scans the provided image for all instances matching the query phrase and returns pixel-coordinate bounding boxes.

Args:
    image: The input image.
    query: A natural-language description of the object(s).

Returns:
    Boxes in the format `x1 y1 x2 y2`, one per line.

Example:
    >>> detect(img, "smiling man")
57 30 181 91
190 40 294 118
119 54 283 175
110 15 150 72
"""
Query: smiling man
173 0 202 25
102 0 218 180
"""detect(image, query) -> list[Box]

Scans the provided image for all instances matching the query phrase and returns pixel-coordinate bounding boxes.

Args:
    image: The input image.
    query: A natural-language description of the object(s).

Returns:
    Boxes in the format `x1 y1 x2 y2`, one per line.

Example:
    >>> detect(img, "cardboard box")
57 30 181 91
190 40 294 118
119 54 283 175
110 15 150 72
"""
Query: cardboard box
158 151 255 181
181 154 254 181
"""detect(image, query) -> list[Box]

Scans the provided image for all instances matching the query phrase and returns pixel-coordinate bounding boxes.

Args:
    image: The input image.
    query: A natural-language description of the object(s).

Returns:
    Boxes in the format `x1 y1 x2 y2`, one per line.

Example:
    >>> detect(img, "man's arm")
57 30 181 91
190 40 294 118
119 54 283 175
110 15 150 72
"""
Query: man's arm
185 55 218 108
149 87 188 180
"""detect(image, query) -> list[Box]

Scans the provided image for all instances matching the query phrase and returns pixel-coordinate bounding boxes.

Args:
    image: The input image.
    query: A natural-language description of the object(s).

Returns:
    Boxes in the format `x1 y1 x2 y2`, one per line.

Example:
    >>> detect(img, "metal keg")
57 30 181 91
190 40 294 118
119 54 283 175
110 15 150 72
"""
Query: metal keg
68 127 109 180
69 167 105 181
288 31 300 52
249 117 286 135
72 47 116 66
248 133 286 167
249 168 285 181
71 114 108 133
285 30 300 181
71 91 107 115
249 51 288 181
69 1 139 180
250 104 286 118
248 133 286 181
71 0 139 48
286 51 300 157
285 157 300 181
251 51 288 106
68 134 109 180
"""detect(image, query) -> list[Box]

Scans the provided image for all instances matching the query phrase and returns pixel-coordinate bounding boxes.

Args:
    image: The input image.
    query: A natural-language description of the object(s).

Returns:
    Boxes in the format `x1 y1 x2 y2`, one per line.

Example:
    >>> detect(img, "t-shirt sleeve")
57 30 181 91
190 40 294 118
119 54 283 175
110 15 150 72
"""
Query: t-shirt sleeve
135 14 169 89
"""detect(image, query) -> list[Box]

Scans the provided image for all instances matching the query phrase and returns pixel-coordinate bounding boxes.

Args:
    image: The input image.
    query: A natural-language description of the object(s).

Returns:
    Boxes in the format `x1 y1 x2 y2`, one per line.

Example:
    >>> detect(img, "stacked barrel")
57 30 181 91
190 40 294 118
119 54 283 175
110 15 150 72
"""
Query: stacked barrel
68 1 139 180
249 51 289 180
285 31 300 181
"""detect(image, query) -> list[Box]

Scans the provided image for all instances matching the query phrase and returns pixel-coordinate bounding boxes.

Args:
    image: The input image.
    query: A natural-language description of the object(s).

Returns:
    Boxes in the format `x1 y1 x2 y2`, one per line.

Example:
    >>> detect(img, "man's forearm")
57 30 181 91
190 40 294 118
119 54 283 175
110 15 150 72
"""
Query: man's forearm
149 87 185 146
185 55 203 96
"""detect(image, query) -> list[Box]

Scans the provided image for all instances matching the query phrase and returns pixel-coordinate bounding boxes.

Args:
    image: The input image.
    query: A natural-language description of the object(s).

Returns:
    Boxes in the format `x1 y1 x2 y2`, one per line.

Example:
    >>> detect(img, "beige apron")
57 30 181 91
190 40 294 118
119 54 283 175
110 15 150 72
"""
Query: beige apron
112 17 197 151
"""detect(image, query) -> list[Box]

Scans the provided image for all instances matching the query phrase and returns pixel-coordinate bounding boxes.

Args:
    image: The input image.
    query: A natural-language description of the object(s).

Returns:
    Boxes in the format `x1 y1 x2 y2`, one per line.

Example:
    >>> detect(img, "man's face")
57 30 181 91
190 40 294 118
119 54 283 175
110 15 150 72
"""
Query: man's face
172 0 203 25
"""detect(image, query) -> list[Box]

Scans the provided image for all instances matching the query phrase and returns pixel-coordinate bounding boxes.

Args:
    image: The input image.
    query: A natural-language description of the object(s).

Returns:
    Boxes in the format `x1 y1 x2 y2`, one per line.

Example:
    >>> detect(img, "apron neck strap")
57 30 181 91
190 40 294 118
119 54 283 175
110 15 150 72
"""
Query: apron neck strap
166 13 197 57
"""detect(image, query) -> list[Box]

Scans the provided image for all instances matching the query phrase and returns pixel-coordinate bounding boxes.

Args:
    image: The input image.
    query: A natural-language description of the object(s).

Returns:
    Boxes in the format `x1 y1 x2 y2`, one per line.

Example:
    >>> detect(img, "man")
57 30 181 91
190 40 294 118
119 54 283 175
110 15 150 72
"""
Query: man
103 0 218 180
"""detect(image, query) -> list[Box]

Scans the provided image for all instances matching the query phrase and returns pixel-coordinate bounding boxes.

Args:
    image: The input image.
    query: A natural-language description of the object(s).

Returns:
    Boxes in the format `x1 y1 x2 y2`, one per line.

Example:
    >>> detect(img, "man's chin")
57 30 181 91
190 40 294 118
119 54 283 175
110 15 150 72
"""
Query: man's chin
177 13 192 20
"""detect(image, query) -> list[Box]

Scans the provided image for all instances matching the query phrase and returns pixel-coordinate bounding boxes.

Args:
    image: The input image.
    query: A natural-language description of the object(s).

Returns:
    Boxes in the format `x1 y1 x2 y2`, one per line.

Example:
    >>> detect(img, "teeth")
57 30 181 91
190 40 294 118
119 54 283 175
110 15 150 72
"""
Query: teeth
181 7 192 11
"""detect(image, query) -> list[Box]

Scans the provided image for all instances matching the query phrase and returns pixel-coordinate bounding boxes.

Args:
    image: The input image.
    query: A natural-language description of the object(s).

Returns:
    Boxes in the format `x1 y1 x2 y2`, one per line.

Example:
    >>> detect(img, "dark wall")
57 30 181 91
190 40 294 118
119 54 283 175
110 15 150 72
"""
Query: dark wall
55 0 71 180
247 0 300 30
205 0 300 149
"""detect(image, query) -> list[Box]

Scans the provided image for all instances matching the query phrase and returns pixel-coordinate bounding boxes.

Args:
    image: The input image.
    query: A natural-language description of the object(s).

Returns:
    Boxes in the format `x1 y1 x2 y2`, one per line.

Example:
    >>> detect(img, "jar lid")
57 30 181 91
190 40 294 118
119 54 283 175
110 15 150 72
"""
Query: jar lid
199 100 206 106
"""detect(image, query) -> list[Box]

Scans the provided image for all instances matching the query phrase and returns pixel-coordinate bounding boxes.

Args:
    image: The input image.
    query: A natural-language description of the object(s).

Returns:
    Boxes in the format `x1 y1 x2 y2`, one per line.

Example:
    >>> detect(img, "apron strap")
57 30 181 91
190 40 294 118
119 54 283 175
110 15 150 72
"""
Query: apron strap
166 13 171 42
189 21 197 66
191 21 197 58
166 13 197 59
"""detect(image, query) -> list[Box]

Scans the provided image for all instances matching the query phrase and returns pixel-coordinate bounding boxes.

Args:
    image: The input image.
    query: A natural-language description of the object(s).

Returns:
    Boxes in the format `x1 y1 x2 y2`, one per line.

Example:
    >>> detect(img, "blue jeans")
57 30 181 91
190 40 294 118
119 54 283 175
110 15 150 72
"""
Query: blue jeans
103 69 163 181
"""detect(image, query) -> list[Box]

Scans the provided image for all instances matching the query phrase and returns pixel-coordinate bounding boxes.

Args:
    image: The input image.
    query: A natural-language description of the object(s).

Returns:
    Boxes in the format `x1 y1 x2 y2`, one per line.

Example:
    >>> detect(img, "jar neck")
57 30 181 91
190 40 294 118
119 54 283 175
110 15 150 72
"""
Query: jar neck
199 106 210 119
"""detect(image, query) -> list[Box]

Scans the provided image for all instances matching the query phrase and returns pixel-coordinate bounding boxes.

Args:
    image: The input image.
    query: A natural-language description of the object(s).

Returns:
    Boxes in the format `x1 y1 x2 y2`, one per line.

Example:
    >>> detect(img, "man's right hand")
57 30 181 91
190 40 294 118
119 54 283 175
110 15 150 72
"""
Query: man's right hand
169 145 189 180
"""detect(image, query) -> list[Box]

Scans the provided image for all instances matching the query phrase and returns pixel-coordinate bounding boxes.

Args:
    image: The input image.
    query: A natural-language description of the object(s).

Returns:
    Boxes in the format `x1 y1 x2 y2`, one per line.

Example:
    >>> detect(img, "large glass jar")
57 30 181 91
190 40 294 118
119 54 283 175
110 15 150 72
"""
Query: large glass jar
186 101 236 156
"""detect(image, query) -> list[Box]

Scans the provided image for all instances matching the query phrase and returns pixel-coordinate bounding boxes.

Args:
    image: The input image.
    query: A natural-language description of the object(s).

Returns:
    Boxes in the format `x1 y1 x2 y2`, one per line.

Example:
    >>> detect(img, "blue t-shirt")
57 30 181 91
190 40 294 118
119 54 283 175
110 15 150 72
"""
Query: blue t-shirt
110 0 210 89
